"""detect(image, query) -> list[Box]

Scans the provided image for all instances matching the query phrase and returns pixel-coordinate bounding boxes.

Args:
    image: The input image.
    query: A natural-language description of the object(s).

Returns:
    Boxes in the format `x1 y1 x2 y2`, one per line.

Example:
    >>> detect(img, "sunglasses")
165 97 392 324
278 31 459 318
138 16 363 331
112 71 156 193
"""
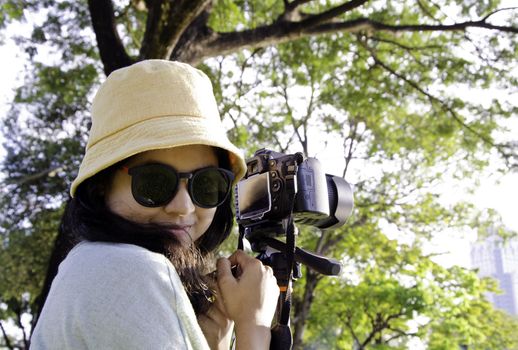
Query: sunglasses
121 163 234 208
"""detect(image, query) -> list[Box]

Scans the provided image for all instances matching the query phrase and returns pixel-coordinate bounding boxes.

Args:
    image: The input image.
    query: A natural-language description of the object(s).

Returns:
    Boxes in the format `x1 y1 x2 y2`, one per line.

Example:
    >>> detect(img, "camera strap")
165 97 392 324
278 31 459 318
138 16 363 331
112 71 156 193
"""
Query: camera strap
269 162 298 350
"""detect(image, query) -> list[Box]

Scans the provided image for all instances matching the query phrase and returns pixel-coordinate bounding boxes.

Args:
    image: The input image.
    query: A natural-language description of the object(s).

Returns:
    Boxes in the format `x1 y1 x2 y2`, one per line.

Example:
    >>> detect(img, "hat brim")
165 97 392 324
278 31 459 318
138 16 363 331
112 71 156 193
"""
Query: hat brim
70 115 247 197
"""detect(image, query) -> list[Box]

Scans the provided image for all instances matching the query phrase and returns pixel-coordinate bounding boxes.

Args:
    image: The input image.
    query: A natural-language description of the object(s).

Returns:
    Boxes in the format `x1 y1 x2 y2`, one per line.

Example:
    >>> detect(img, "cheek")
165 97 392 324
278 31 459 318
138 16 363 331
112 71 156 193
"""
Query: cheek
105 176 156 223
106 191 137 220
195 207 217 235
108 196 160 224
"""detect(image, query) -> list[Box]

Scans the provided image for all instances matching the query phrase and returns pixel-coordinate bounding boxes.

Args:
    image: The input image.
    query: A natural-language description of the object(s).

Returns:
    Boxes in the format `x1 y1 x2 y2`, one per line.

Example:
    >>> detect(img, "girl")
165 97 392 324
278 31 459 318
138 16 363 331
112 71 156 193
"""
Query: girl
30 60 279 350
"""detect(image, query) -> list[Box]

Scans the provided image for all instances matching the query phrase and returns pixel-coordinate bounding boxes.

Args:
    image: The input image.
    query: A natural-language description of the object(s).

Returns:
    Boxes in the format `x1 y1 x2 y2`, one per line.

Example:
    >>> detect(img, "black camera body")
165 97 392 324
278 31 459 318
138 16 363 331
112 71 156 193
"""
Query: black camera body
235 149 354 241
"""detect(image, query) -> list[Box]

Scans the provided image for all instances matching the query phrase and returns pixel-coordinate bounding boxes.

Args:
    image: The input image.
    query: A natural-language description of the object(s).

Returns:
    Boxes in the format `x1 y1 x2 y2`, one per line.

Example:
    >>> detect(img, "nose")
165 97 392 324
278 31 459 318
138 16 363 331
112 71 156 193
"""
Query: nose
164 180 195 216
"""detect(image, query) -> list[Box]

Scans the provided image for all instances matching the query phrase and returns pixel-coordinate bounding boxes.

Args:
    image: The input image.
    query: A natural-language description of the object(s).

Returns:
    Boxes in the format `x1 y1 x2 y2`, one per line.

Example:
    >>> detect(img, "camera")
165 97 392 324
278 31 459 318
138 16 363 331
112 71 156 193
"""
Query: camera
234 149 353 343
235 148 354 241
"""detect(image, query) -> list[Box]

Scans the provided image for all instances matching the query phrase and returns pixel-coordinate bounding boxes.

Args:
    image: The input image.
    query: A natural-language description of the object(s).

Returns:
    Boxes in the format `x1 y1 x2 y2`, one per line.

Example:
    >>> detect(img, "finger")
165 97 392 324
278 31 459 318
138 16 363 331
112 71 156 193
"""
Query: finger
216 257 232 277
227 250 263 272
227 249 251 266
216 257 237 289
211 284 230 318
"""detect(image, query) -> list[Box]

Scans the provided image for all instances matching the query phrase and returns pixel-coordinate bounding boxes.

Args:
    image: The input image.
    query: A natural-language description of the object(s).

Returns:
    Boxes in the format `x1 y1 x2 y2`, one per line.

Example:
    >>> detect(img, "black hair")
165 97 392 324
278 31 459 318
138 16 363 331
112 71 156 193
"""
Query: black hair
36 148 234 322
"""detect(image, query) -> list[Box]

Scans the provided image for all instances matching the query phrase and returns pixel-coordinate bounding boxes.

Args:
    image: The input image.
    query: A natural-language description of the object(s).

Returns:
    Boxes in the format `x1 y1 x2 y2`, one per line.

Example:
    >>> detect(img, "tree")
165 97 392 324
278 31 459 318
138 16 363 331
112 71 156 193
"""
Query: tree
0 208 63 349
0 0 517 348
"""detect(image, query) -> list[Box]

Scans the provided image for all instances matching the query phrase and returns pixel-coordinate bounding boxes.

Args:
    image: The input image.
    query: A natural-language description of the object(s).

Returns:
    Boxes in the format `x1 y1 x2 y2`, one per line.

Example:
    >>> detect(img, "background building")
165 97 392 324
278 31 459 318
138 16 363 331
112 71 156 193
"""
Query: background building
471 233 518 315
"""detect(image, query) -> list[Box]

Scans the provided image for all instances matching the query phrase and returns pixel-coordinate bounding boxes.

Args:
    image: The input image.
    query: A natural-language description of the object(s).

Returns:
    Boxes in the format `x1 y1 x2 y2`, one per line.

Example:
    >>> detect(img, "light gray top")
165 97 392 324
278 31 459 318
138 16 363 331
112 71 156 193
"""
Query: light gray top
31 241 210 350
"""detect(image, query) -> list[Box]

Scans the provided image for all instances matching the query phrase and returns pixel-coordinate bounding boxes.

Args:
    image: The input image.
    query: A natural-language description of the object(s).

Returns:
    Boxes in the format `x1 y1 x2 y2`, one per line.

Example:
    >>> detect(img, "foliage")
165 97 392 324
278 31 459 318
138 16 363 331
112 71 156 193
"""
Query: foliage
0 208 62 349
0 0 517 349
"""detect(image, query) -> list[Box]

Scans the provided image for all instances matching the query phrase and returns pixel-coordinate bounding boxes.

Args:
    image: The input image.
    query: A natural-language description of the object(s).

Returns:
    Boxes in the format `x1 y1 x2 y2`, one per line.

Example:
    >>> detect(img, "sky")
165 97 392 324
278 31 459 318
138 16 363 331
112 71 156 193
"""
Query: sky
0 21 517 270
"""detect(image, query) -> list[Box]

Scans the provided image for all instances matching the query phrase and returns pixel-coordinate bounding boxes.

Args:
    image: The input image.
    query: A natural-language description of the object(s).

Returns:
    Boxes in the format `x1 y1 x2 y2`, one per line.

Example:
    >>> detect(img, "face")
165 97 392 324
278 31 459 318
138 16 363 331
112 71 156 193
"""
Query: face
105 145 219 246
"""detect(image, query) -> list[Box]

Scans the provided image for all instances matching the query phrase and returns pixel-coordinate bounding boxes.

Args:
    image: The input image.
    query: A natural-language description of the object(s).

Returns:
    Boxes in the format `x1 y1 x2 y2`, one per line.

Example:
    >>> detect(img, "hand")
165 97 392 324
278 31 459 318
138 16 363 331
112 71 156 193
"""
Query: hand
216 250 280 350
197 284 234 350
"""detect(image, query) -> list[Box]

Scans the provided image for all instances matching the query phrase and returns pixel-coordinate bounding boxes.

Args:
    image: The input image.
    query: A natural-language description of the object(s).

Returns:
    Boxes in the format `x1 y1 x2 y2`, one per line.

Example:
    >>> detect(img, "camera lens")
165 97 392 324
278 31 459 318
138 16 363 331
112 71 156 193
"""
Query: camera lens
314 175 354 229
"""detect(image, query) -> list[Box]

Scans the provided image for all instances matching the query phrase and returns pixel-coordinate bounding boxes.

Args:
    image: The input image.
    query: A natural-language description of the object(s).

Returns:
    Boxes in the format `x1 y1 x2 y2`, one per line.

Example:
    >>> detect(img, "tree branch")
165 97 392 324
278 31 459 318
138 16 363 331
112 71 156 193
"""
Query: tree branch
10 166 64 187
139 0 164 58
481 7 518 22
358 38 498 150
343 311 362 349
416 0 441 22
175 0 369 63
142 0 212 59
17 306 29 349
343 117 359 177
292 269 320 349
297 0 369 28
0 320 14 350
370 35 444 52
89 0 517 72
385 311 406 323
369 35 440 69
278 74 314 156
360 311 379 348
87 0 133 75
423 0 454 22
182 11 517 64
312 17 518 35
222 49 263 113
385 326 418 342
300 79 315 157
281 0 314 21
287 0 313 9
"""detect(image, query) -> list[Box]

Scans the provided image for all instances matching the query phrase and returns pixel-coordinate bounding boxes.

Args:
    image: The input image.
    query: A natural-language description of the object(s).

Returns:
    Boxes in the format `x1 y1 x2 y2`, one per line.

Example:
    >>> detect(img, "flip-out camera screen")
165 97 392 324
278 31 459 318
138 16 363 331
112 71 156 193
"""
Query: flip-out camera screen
236 173 271 220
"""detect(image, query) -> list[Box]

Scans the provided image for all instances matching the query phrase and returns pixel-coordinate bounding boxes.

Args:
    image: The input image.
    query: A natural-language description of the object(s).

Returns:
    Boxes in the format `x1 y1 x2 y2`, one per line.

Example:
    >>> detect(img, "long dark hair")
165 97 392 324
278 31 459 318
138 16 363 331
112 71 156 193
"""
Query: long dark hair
37 148 234 322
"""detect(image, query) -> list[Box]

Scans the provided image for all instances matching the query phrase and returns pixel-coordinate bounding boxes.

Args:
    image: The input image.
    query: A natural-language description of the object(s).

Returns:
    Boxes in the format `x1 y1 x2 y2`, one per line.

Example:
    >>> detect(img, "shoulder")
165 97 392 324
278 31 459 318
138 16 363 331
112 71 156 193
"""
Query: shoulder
58 241 184 302
32 241 204 349
67 241 169 271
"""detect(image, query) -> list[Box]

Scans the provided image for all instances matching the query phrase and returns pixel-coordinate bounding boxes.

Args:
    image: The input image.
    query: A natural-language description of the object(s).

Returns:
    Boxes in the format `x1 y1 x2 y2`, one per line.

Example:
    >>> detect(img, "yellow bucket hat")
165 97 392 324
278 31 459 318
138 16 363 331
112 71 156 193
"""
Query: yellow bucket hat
70 59 247 197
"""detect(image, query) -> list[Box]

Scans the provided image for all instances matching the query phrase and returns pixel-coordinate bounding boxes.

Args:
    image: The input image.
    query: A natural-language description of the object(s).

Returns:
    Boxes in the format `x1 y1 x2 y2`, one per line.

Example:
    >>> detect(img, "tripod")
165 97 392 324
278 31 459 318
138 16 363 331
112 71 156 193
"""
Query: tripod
238 218 342 350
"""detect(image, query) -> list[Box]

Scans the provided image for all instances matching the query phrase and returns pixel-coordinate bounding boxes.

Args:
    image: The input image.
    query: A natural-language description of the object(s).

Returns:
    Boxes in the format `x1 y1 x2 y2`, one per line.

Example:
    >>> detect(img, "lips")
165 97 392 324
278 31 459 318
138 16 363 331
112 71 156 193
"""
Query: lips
168 224 193 244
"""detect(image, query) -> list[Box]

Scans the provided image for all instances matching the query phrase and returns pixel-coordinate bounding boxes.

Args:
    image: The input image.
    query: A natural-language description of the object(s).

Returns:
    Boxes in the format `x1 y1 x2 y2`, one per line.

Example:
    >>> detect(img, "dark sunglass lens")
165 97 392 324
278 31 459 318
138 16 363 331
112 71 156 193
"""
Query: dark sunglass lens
192 169 230 207
131 164 178 207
